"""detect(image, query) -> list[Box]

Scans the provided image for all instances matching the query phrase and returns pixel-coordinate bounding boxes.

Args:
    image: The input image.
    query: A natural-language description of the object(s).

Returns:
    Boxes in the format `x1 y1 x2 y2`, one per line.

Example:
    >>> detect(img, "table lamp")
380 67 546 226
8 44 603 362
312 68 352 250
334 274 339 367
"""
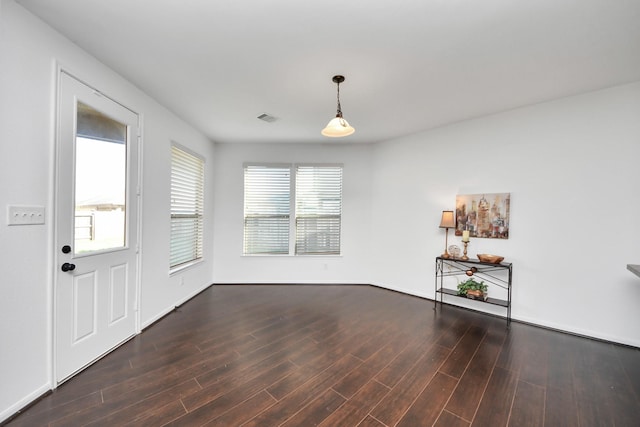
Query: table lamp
439 210 455 258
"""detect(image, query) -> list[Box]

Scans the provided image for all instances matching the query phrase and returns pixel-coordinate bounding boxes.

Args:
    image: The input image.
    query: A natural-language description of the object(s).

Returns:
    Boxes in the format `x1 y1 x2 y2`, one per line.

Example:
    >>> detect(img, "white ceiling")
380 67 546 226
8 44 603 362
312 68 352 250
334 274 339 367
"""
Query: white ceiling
17 0 640 144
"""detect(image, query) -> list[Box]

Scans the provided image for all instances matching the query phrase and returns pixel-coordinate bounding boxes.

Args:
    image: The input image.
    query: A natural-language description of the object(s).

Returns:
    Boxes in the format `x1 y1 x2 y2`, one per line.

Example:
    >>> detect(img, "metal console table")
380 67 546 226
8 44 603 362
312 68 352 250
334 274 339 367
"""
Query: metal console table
435 256 513 325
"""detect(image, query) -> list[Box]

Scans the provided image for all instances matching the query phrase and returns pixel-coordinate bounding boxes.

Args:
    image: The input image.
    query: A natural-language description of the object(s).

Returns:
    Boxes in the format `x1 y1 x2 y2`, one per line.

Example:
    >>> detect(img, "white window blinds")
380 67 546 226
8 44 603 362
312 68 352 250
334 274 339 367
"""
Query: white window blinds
243 165 291 255
295 165 342 255
170 145 204 269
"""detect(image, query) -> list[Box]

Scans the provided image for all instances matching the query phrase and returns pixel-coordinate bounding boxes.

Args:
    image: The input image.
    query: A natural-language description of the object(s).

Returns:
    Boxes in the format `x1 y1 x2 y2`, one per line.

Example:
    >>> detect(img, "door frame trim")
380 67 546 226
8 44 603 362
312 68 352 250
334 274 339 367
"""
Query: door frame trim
51 66 143 387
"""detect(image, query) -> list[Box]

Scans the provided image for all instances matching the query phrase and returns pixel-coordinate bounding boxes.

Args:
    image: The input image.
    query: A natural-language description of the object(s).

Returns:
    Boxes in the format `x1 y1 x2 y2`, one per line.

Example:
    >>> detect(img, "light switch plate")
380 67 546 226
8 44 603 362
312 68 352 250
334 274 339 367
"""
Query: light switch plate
7 205 46 225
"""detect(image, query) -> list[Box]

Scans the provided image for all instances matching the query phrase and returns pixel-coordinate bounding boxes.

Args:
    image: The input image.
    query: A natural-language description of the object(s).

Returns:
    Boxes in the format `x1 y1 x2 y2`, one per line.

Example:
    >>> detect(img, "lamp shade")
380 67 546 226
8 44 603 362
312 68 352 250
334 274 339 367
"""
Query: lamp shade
439 210 455 228
321 116 355 137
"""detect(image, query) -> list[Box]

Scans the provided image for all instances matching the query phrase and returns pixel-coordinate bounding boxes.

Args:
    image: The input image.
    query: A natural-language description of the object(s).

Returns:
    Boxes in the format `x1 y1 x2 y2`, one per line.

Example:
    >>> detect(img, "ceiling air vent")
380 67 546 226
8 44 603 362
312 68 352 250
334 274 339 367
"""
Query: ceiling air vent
257 113 277 123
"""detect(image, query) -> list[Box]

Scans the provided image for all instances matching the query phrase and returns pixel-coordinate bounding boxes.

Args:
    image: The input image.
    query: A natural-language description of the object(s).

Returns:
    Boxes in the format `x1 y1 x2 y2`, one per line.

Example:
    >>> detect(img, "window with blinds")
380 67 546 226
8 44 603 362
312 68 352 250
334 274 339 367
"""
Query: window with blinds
243 164 342 256
295 165 342 255
170 144 204 270
243 165 291 255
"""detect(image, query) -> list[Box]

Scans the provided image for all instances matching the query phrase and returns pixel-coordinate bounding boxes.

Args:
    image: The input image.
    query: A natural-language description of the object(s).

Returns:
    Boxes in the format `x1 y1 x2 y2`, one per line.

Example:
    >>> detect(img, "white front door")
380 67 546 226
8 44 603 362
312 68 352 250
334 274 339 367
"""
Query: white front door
55 72 139 383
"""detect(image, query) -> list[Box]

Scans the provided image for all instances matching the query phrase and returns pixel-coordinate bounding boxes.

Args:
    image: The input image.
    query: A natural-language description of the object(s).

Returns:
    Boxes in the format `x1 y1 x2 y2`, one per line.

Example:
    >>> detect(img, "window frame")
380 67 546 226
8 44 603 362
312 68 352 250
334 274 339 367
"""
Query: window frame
170 143 205 273
242 162 343 256
242 163 293 256
294 164 343 256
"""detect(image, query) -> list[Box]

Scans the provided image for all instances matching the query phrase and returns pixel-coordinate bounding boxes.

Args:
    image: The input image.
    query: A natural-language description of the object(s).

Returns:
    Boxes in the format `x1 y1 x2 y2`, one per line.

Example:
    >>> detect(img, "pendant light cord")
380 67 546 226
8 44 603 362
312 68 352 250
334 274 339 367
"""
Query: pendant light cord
336 81 343 118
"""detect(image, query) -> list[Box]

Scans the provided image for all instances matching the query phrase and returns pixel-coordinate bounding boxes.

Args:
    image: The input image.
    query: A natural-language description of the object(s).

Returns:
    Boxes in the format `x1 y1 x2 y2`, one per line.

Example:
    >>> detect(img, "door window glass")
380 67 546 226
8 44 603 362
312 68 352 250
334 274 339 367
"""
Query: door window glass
74 102 127 254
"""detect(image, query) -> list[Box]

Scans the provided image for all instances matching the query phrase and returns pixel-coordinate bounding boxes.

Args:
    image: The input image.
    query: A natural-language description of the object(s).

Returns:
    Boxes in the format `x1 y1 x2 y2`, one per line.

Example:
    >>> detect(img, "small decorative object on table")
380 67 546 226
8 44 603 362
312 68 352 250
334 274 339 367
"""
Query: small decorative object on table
476 254 504 264
461 230 470 260
448 245 460 258
457 278 488 301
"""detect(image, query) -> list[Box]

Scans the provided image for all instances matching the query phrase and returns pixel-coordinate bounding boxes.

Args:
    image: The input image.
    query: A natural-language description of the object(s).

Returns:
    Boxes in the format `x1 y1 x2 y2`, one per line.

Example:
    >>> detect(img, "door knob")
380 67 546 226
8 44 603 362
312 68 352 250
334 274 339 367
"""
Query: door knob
61 263 76 272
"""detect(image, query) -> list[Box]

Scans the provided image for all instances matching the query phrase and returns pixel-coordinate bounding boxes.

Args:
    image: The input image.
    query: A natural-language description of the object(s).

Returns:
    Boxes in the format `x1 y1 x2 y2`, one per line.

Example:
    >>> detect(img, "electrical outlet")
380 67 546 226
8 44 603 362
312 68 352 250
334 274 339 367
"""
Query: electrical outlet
7 206 45 225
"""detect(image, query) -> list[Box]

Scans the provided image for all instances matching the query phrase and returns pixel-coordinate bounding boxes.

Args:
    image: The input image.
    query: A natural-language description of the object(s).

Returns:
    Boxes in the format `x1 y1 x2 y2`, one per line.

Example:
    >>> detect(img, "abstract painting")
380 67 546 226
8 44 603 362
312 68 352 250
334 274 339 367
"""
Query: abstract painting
455 193 510 239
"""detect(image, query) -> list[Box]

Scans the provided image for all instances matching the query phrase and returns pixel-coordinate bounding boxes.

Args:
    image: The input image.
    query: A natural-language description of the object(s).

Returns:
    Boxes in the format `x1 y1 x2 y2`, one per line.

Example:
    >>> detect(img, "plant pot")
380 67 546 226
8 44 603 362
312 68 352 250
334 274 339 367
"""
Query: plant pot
466 289 483 299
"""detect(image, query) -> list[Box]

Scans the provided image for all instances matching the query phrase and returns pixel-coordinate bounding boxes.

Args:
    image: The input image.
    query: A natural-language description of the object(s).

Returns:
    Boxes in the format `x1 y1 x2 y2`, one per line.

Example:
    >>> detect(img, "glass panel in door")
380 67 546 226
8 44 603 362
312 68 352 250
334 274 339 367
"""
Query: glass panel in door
74 102 127 254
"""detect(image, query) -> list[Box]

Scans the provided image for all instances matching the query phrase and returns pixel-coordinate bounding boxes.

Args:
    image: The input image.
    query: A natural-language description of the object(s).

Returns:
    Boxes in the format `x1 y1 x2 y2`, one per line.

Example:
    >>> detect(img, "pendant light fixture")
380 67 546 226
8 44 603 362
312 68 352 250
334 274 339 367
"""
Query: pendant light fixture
321 75 355 137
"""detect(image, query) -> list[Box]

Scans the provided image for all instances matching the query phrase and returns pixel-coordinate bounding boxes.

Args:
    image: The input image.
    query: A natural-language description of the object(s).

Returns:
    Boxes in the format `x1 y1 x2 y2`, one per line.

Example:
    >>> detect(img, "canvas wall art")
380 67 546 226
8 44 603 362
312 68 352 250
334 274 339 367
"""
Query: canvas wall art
455 193 510 239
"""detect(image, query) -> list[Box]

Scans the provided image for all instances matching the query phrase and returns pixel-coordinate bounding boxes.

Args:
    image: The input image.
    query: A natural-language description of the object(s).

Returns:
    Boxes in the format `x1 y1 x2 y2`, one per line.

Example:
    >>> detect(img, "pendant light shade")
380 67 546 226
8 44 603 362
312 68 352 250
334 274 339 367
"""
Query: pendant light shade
322 116 355 137
321 75 355 137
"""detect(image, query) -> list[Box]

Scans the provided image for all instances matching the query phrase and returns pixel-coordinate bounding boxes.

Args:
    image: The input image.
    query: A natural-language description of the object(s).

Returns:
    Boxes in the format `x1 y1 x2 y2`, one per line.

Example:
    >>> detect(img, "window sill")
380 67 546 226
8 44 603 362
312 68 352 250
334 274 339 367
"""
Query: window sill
241 254 343 257
169 258 204 276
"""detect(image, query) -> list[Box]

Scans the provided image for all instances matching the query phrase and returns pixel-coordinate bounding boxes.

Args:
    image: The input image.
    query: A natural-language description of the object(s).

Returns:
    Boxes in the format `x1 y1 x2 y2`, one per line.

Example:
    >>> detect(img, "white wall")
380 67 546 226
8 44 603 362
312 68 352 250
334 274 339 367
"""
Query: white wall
371 82 640 347
137 104 216 328
0 0 215 421
213 142 373 285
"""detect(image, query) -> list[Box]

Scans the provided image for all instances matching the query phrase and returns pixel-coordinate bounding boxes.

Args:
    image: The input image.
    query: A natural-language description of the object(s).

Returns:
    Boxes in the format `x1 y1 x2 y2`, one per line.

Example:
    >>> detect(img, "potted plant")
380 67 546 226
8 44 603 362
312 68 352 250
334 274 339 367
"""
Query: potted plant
457 278 488 301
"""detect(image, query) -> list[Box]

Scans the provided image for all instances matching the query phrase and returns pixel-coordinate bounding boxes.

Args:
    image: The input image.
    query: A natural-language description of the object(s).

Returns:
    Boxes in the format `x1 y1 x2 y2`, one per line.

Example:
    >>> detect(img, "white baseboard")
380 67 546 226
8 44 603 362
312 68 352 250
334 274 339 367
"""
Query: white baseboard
140 282 213 330
512 314 640 348
0 382 51 424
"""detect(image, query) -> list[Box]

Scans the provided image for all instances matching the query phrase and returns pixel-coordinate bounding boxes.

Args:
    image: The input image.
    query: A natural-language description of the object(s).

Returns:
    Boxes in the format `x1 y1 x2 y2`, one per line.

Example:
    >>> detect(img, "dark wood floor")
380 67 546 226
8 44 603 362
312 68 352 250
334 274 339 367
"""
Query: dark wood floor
5 284 640 426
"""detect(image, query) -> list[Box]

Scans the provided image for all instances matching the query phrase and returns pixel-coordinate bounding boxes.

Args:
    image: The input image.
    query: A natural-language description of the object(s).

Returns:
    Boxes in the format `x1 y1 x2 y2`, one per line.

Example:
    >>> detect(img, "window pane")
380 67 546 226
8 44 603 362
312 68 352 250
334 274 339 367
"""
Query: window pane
74 102 127 254
244 165 291 255
295 166 342 255
170 145 204 268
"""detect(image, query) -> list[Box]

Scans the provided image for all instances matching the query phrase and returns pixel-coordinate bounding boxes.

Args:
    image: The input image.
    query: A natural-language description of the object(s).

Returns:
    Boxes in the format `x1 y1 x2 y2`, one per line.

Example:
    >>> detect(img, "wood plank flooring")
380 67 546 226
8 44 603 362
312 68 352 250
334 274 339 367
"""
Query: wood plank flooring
4 284 640 426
